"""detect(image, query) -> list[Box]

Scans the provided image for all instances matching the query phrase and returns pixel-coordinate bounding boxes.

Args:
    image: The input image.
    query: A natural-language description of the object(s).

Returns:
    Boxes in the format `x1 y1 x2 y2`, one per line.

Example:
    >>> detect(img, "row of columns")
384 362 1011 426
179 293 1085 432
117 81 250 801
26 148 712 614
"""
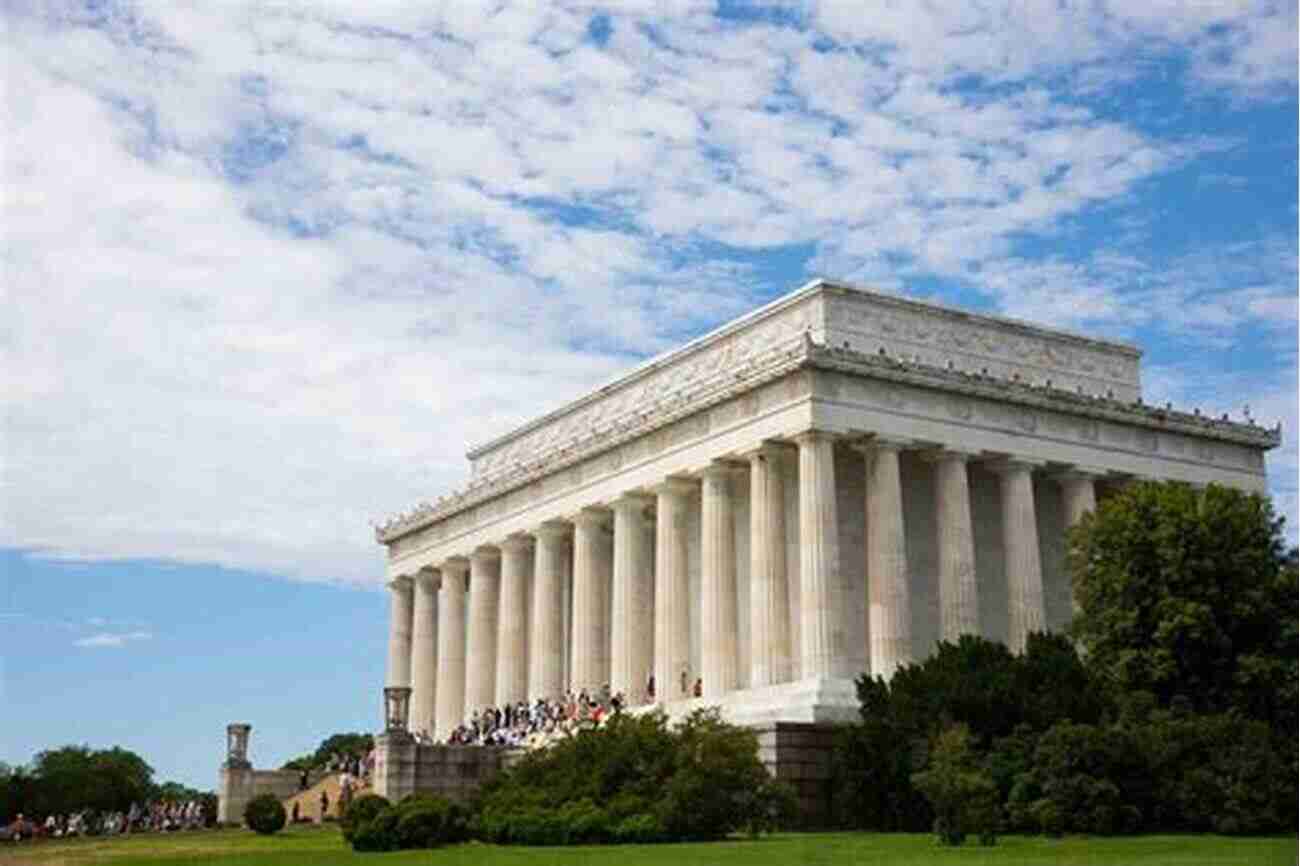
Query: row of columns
385 431 1102 738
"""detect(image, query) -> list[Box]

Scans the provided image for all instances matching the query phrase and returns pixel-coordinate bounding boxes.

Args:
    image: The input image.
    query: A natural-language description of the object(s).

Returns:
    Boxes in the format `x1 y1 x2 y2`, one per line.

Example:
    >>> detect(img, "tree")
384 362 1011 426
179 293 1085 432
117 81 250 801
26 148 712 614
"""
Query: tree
282 732 375 771
1069 481 1297 732
911 724 999 846
27 746 153 816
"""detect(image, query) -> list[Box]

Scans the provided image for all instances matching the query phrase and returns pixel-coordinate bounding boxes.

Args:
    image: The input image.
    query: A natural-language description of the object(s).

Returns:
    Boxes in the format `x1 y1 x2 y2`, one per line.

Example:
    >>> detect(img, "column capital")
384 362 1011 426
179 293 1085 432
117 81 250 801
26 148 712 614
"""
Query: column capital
500 533 534 553
918 446 982 464
849 434 914 453
700 459 746 480
413 566 440 589
613 491 654 509
439 555 470 576
1047 464 1109 482
791 427 836 445
572 505 612 527
984 456 1046 475
651 476 698 496
743 439 795 461
471 545 501 562
386 575 413 591
530 520 571 541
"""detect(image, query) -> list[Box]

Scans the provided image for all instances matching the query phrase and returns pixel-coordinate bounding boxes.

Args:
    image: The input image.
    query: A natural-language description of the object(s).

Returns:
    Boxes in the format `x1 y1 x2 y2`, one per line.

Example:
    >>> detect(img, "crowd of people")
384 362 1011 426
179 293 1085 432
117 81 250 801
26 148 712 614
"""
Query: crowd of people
417 686 625 749
5 800 207 842
413 672 708 750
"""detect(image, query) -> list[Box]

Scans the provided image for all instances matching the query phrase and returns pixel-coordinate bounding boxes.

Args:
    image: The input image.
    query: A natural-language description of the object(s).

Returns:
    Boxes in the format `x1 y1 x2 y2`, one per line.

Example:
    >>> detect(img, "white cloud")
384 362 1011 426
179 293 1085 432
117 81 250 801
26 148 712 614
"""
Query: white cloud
3 2 1295 582
74 631 153 649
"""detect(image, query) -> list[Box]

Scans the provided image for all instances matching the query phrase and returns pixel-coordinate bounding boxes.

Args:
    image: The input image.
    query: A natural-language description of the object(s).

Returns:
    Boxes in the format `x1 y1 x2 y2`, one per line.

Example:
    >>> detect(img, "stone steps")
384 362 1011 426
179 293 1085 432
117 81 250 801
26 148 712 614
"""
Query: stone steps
280 773 369 823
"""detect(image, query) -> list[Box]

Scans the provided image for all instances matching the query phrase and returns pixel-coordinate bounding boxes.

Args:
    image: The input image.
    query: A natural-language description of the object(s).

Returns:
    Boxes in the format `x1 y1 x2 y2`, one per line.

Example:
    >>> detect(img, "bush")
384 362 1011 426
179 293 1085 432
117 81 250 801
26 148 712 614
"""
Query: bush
395 795 468 848
243 793 286 835
473 709 789 845
350 807 400 852
911 725 999 847
340 793 389 843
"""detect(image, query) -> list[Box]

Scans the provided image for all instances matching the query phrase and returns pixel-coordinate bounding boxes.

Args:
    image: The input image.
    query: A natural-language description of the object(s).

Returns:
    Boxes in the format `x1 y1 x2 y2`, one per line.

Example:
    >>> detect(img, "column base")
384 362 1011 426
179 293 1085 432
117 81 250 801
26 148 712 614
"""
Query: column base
646 676 861 726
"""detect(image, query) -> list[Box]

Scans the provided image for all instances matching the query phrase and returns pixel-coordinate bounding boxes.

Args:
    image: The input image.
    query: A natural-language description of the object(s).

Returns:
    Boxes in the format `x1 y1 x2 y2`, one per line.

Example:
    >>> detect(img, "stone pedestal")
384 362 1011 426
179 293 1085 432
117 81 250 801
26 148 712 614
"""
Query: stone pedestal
372 731 419 804
216 762 254 825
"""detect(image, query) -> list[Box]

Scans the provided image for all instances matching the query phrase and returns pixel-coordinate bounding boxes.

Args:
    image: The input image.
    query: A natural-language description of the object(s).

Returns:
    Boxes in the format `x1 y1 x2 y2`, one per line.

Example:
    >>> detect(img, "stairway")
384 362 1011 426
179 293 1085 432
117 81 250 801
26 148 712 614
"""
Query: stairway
281 772 371 823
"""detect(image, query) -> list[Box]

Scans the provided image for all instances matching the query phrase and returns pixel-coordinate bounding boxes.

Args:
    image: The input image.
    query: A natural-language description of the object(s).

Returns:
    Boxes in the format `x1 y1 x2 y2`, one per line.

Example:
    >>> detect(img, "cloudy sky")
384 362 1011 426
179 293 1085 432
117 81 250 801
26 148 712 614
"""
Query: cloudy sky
4 1 1297 787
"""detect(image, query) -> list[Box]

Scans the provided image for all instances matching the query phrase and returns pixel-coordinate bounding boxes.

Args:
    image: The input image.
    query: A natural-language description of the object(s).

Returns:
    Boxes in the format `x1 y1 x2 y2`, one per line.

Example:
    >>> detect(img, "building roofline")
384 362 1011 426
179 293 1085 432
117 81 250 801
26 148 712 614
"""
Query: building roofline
466 277 1141 461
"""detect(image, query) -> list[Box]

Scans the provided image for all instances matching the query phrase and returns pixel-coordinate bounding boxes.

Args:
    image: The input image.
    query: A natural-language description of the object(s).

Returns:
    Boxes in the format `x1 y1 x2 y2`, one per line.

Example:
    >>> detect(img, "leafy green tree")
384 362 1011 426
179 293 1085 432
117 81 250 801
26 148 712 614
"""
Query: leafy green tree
27 746 153 816
911 724 999 846
1069 481 1297 732
282 732 375 771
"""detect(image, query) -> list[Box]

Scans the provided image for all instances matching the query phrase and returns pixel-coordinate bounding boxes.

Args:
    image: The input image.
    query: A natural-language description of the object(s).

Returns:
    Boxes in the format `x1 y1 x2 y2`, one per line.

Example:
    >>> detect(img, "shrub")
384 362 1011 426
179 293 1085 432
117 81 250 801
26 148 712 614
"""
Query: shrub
473 708 789 845
243 793 286 835
350 806 400 852
395 795 467 848
612 812 664 843
340 793 389 843
911 725 1000 847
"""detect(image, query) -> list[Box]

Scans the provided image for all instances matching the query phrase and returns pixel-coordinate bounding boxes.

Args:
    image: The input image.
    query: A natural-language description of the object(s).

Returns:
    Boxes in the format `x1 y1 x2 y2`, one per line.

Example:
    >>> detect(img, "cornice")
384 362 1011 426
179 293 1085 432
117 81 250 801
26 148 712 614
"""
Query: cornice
375 336 1278 547
805 344 1280 449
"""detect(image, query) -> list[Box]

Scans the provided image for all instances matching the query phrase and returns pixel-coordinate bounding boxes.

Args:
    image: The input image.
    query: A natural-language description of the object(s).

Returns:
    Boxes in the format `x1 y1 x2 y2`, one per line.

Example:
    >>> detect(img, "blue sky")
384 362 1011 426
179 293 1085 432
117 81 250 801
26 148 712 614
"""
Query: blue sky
4 2 1296 790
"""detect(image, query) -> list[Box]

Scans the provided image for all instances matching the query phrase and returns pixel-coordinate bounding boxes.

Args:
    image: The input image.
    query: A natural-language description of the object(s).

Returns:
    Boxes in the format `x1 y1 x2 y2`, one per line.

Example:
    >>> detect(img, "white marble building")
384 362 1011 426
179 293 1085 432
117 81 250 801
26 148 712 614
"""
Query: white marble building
374 279 1279 739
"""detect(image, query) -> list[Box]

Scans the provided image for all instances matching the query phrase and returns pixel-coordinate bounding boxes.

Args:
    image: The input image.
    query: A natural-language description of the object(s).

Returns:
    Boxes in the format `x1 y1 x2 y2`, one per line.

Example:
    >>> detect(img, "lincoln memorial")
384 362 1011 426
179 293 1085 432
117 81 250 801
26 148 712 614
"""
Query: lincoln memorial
373 279 1279 740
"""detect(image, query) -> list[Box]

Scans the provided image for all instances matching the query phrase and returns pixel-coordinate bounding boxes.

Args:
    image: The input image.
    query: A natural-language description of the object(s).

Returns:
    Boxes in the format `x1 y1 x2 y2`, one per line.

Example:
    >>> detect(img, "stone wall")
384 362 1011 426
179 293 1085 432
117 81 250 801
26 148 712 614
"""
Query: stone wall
217 766 326 825
372 733 509 804
754 722 842 828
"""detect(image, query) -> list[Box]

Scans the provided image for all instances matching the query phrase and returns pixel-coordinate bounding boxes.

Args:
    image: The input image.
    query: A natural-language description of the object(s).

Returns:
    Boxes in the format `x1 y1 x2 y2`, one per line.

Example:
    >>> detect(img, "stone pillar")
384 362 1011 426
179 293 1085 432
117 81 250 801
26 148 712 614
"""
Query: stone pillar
1057 468 1101 615
749 443 792 687
434 558 468 739
465 547 501 717
529 522 569 701
700 462 740 698
866 439 912 679
993 459 1046 653
571 507 613 694
654 478 695 702
1060 471 1099 528
929 449 980 641
795 430 842 680
495 534 533 707
409 568 439 739
385 577 414 688
611 494 654 705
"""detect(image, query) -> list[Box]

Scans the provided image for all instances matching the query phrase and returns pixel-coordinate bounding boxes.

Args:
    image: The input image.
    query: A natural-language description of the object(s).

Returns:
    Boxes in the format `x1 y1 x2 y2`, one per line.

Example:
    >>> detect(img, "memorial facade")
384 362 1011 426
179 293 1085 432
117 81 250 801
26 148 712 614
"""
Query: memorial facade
375 279 1279 740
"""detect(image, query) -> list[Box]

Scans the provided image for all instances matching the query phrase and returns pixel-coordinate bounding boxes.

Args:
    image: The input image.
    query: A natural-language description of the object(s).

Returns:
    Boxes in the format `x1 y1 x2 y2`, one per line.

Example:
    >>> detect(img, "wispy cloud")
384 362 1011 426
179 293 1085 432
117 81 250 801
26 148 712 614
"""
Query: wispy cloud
74 631 153 649
4 2 1295 579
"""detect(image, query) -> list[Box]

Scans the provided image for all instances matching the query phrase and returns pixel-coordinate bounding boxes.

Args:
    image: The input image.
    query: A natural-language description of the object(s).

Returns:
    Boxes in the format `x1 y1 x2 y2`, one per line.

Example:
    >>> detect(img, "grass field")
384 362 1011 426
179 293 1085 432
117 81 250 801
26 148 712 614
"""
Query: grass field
1 825 1293 866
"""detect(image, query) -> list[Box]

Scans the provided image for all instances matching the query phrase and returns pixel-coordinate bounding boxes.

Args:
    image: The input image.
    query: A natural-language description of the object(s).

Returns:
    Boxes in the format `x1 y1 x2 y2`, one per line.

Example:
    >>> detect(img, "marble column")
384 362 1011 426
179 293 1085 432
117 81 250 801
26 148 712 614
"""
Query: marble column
994 459 1046 653
749 443 792 687
1059 470 1099 528
794 430 842 680
385 576 414 688
654 478 694 702
434 558 469 739
409 569 439 738
611 494 654 705
866 439 912 679
1058 468 1100 615
571 507 613 694
700 462 740 698
465 547 501 716
929 449 980 641
529 521 569 701
495 534 533 707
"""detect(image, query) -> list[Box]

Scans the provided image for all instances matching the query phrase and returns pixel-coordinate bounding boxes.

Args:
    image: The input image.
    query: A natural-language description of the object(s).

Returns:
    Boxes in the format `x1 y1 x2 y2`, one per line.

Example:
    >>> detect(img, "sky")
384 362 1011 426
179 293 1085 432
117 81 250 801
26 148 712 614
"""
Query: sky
3 1 1296 790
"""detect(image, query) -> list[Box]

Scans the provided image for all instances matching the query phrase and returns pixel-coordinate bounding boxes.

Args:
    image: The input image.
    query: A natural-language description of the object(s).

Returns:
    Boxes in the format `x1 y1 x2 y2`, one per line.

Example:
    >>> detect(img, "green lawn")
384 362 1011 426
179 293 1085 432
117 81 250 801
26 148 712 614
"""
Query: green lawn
0 825 1292 866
